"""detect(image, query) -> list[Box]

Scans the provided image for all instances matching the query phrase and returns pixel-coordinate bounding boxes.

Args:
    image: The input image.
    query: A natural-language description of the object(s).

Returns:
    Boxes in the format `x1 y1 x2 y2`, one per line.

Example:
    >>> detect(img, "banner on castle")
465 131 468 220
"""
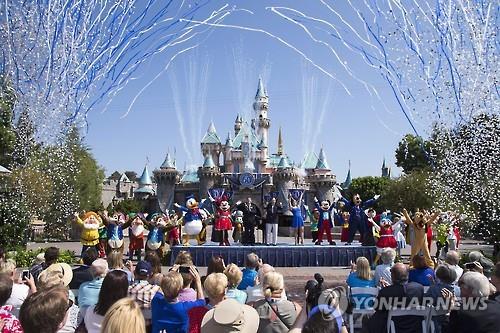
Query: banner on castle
289 189 305 201
208 188 233 202
264 191 280 203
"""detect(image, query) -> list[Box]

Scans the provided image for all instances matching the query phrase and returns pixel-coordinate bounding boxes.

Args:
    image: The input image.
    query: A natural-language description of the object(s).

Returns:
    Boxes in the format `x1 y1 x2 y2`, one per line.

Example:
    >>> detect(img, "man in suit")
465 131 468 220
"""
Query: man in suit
264 198 282 246
362 263 424 333
236 198 262 246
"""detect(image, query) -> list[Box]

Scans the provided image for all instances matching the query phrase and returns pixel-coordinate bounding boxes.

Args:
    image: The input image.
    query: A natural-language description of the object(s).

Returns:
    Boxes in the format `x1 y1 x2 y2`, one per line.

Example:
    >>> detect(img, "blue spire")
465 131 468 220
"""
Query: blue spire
201 121 221 144
225 132 233 148
255 77 267 98
138 165 152 185
342 160 352 189
160 152 176 169
315 148 330 169
203 154 216 168
277 156 291 169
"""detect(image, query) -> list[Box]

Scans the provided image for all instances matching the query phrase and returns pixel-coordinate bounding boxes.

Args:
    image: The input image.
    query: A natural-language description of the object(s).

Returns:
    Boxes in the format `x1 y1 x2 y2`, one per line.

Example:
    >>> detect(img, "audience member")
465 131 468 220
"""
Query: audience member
362 263 424 333
178 266 197 302
468 251 495 277
0 259 36 317
425 265 457 333
490 262 500 301
107 251 133 283
246 264 285 304
374 248 395 286
201 298 259 333
447 271 500 333
253 272 300 333
19 286 71 333
129 260 161 330
225 263 248 304
0 273 23 333
445 251 463 284
100 298 146 333
174 251 194 266
200 255 225 284
29 247 59 282
144 251 163 285
347 257 376 309
188 273 228 333
238 253 261 291
151 267 205 333
83 270 129 333
69 247 98 290
408 254 435 286
77 258 108 316
37 263 79 333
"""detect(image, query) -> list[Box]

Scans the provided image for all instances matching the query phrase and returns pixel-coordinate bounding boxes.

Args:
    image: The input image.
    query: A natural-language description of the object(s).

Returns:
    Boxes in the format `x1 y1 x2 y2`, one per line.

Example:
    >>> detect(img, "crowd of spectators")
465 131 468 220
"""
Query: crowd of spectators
0 246 499 333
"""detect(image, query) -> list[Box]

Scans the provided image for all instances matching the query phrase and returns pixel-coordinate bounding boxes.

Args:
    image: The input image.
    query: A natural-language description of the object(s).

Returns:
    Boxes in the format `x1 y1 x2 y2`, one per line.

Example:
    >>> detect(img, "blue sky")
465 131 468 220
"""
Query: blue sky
83 1 417 180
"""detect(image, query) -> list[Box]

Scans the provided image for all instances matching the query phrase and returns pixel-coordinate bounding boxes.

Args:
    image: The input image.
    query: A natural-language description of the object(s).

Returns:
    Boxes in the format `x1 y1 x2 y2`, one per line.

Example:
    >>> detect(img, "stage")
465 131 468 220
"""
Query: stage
170 244 376 267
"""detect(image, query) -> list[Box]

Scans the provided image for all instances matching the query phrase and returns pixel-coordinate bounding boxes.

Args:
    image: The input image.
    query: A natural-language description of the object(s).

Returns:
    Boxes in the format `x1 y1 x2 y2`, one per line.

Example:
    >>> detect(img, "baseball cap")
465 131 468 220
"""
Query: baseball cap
201 298 259 333
135 260 152 276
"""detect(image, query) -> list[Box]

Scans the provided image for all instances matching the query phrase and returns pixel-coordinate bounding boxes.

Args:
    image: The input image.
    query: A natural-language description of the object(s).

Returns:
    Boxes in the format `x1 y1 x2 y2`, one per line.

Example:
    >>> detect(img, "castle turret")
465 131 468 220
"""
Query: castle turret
135 164 155 200
154 153 180 212
306 148 337 203
381 158 391 178
273 156 295 214
201 121 222 167
198 154 220 199
253 78 270 160
234 114 242 137
224 132 234 171
277 127 284 156
342 160 352 189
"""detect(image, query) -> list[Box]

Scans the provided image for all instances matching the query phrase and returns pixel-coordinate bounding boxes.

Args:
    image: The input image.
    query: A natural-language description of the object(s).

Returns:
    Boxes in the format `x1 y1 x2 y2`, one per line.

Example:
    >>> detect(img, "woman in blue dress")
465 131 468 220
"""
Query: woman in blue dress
289 193 305 245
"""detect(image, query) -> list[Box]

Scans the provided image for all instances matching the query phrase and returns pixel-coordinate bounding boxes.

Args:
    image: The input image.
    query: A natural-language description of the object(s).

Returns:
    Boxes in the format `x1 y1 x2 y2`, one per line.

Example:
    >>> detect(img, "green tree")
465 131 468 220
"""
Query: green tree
344 176 390 209
395 134 433 174
113 199 144 215
0 190 31 247
379 170 434 213
0 75 16 167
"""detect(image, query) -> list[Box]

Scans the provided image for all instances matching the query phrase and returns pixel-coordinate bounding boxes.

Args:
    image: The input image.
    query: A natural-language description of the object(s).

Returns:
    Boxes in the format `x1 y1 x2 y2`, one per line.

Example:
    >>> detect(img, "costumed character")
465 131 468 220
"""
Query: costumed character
435 214 450 259
144 213 168 256
305 206 319 244
403 208 439 268
340 193 380 245
101 211 126 254
363 208 379 246
374 215 397 265
208 192 233 246
74 211 100 256
232 211 244 243
426 222 433 253
314 197 336 245
236 198 262 245
97 219 107 258
289 193 305 245
174 195 209 246
337 211 350 243
166 211 181 247
127 213 146 261
392 213 406 258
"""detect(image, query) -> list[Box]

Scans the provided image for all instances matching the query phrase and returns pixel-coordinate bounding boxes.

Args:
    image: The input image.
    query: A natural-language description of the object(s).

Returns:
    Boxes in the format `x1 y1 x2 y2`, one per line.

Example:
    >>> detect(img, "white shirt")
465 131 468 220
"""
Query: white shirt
84 305 104 333
6 283 29 317
449 264 463 284
245 285 287 303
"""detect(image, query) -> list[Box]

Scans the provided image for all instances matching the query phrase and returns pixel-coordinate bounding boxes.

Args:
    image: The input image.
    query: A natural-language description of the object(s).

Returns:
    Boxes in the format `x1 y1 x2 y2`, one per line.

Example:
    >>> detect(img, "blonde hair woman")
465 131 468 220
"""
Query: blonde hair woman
346 256 376 310
101 298 145 333
107 251 133 282
253 272 300 333
188 273 228 333
224 263 247 304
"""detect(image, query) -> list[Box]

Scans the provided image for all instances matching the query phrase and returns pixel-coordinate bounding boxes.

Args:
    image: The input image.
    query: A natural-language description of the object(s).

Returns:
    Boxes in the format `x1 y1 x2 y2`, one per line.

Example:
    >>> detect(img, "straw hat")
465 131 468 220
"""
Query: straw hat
201 299 259 333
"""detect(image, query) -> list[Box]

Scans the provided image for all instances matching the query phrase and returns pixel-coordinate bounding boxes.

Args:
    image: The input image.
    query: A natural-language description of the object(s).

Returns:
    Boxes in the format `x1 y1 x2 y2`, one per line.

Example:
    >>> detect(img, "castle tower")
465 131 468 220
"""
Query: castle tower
306 148 337 203
273 156 295 213
135 164 155 200
341 160 352 189
381 158 391 178
224 132 234 172
201 121 222 167
253 78 270 160
234 114 242 137
153 152 180 212
198 154 220 199
277 127 284 156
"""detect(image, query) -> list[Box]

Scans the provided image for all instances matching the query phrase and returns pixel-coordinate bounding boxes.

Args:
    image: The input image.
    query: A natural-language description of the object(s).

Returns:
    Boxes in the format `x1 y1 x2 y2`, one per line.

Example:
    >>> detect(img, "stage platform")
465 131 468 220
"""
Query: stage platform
170 244 376 267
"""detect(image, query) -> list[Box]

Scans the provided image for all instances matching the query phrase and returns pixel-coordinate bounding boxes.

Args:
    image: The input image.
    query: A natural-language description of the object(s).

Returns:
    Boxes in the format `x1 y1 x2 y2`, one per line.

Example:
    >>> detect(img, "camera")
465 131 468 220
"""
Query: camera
22 270 30 280
305 273 325 312
178 266 191 274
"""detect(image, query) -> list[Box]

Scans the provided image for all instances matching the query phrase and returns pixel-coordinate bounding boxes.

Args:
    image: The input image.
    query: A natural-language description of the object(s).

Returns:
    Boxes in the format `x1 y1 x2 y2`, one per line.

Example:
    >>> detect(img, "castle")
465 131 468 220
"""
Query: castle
102 79 388 220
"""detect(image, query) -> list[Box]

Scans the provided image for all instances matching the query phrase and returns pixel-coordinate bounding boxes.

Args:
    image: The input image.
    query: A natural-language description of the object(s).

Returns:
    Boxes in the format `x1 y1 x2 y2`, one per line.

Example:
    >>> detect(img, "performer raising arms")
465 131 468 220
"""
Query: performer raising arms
403 208 440 268
236 198 262 246
313 197 336 246
289 192 305 245
208 191 233 246
340 193 380 245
